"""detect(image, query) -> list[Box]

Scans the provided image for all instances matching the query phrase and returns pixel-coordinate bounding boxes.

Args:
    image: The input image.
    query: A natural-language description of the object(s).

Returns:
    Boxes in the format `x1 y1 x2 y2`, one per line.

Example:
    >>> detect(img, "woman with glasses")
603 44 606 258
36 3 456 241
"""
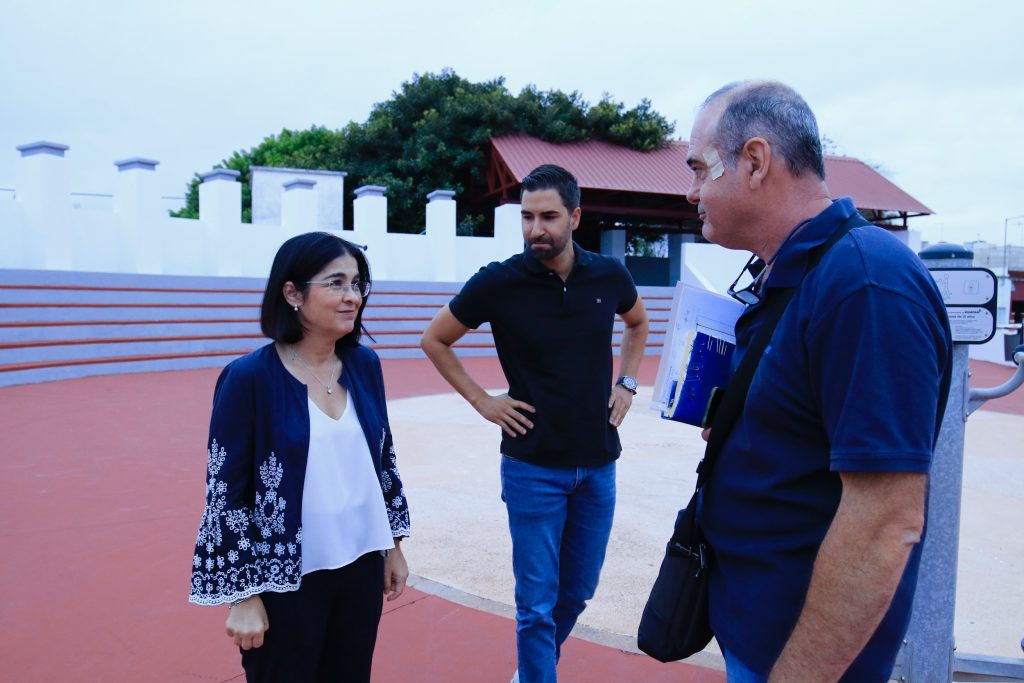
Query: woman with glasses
189 231 410 683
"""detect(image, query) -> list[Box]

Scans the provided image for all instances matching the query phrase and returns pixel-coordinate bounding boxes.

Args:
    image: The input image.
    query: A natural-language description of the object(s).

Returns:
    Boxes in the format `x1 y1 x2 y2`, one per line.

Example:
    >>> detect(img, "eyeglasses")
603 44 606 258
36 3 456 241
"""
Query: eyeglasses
306 278 371 297
726 254 767 305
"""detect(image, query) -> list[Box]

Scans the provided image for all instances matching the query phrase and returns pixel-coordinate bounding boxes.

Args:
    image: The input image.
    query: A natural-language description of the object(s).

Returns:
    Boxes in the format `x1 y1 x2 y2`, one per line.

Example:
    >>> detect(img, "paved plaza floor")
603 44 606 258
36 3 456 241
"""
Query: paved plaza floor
0 356 1020 681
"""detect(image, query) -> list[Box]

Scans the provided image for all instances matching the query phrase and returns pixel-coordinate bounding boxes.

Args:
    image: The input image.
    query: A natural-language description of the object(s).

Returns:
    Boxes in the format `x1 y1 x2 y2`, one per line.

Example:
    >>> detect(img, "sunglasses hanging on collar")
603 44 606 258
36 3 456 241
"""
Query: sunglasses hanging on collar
725 217 814 306
727 254 768 305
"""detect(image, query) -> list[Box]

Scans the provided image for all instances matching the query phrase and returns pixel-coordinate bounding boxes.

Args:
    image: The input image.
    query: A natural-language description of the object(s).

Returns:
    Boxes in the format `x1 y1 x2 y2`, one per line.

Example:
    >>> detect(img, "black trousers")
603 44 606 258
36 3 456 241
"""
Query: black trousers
241 552 385 683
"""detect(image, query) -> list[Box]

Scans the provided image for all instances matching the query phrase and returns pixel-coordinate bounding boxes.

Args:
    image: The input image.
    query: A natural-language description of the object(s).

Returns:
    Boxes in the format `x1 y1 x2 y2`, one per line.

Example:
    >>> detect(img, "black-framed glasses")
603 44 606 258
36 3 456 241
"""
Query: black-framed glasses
726 254 767 305
306 278 371 297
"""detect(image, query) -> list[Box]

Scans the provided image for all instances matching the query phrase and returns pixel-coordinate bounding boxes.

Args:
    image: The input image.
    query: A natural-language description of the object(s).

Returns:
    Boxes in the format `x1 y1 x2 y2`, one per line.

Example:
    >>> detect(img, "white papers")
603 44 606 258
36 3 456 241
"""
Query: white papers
651 283 745 415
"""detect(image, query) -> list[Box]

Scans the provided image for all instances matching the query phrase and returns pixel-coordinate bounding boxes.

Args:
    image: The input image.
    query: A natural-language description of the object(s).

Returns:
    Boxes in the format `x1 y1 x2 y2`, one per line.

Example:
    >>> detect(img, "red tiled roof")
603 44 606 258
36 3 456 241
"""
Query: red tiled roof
493 134 688 196
491 134 932 215
820 154 932 214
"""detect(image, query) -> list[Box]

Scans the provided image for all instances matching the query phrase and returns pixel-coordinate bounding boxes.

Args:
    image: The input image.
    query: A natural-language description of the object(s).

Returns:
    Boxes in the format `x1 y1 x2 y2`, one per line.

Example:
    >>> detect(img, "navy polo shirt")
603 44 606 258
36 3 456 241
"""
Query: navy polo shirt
448 243 638 468
699 198 952 680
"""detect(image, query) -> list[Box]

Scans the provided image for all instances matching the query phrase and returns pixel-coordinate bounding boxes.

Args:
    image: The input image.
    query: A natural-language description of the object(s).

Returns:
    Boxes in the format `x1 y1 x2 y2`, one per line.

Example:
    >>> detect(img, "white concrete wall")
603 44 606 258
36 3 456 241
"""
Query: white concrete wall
892 228 922 254
252 166 345 230
678 241 752 294
0 144 539 280
972 329 1020 365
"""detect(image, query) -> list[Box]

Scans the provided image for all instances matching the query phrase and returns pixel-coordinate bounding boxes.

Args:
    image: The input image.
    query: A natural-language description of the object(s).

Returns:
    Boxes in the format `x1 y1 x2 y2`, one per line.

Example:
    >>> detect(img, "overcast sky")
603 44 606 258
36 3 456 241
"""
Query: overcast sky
2 0 1022 245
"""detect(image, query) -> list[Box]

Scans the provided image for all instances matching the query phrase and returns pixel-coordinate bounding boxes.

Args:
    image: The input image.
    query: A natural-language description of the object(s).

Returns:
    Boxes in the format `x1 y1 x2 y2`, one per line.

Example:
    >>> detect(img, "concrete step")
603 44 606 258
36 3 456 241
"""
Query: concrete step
0 286 261 306
0 305 262 323
0 269 676 387
0 321 262 343
0 336 267 365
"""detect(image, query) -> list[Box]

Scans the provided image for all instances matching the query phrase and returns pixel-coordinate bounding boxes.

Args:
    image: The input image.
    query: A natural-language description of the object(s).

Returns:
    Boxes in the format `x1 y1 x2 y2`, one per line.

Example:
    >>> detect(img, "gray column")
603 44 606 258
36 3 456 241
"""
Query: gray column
600 229 626 265
668 233 684 285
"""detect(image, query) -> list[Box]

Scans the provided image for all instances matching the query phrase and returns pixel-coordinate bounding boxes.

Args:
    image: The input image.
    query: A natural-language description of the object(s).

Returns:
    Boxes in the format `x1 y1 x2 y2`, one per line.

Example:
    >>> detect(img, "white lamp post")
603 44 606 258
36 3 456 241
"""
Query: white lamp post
1004 214 1024 274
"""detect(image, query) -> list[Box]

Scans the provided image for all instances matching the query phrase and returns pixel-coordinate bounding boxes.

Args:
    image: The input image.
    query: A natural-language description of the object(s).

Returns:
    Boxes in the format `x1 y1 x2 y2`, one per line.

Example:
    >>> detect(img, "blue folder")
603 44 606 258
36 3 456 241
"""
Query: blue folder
664 331 735 427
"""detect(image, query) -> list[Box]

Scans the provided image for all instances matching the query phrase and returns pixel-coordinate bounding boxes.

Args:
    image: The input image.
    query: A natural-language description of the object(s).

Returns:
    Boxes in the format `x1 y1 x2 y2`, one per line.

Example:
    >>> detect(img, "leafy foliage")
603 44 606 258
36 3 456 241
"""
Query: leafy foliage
172 69 674 233
627 233 669 258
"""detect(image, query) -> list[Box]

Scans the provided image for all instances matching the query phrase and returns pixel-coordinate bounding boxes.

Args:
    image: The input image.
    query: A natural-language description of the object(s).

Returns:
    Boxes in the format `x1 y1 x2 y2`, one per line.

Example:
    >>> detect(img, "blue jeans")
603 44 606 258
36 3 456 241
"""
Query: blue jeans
500 455 616 683
723 647 768 683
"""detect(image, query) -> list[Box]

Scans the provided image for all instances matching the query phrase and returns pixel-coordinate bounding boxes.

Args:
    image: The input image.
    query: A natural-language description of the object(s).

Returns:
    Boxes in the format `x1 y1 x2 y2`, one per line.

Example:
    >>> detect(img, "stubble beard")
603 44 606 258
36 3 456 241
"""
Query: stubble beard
527 229 571 262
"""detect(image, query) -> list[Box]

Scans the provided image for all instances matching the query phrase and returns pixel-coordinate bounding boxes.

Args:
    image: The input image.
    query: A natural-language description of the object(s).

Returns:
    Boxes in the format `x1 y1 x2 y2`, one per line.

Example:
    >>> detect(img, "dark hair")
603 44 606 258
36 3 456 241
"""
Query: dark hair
703 80 825 180
520 164 581 212
260 231 372 351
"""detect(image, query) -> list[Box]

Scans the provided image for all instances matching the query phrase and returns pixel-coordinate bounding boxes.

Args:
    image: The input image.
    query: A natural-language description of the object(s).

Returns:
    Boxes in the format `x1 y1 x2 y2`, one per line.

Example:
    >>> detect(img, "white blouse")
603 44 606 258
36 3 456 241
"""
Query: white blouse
301 393 394 576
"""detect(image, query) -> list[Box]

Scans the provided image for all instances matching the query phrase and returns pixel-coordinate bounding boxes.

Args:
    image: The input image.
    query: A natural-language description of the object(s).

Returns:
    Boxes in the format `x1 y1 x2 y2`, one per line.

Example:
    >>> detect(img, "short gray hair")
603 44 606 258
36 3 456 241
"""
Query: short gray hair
703 81 825 180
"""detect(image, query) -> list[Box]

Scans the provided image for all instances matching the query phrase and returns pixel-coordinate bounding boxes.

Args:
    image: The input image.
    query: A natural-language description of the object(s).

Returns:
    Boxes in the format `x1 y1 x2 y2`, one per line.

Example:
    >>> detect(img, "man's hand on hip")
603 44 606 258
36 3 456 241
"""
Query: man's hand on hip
472 393 535 437
608 385 634 427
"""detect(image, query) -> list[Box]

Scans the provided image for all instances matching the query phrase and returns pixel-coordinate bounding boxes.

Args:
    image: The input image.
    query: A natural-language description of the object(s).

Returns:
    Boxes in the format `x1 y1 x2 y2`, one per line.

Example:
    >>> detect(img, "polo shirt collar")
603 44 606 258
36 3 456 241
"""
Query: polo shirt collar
521 241 592 275
763 197 858 290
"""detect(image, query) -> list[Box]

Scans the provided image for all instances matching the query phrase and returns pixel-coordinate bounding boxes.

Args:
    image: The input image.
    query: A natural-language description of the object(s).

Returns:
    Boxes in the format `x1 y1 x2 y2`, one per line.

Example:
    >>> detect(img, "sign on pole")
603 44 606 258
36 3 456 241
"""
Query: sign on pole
928 268 998 344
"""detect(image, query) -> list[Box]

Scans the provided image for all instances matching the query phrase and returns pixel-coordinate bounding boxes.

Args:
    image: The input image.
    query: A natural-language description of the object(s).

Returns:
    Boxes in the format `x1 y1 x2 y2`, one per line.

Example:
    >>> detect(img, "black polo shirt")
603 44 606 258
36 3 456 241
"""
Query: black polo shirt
448 243 638 468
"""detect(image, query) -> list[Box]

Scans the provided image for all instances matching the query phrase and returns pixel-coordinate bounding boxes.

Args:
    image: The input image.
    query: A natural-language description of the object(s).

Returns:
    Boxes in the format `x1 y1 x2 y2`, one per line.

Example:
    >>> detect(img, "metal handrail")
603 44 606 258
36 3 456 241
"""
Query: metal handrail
967 344 1024 416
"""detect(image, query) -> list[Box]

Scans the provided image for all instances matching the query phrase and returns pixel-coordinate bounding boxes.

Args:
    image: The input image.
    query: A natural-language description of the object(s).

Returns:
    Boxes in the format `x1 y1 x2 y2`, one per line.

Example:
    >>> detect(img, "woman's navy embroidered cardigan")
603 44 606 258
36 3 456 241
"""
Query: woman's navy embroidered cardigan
189 343 411 606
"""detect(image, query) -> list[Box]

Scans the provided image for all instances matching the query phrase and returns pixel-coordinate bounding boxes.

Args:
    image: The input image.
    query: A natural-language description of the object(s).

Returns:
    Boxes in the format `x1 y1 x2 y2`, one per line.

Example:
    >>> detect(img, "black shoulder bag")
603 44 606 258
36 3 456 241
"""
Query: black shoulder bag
637 215 865 662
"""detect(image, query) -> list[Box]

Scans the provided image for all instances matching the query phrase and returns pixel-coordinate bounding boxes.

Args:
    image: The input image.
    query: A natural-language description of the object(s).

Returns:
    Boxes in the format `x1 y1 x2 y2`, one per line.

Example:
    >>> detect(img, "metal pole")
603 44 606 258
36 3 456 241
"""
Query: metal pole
895 247 974 682
894 343 969 682
897 244 1024 681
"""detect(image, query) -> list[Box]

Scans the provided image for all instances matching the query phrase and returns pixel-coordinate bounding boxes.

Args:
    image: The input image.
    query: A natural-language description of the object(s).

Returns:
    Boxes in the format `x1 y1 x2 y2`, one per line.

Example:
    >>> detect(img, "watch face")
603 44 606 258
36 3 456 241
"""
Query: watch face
620 376 637 392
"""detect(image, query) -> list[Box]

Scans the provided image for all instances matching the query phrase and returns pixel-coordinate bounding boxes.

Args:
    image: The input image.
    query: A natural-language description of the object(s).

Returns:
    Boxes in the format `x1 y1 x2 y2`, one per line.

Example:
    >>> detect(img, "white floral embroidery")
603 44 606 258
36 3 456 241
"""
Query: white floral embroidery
378 427 411 537
190 443 302 606
196 440 229 552
225 509 249 535
252 453 287 539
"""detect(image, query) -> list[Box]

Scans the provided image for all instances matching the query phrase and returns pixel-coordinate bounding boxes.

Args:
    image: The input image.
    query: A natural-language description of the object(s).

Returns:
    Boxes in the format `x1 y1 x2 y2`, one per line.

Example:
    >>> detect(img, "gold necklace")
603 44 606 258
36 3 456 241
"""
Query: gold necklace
290 348 338 395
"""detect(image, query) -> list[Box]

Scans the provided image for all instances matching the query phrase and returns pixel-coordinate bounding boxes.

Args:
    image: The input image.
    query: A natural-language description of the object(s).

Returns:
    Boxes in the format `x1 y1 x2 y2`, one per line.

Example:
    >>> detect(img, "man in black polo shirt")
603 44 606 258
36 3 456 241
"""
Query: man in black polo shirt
421 164 649 683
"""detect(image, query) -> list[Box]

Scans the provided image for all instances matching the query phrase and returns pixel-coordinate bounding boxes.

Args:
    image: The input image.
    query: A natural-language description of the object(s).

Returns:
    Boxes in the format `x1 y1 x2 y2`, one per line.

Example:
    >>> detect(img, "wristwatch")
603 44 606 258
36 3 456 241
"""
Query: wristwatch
616 375 637 394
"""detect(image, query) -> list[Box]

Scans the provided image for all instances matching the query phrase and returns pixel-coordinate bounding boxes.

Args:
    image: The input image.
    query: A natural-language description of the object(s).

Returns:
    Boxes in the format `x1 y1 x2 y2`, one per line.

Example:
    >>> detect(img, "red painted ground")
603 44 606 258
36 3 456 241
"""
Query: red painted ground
1 356 1017 682
0 355 719 683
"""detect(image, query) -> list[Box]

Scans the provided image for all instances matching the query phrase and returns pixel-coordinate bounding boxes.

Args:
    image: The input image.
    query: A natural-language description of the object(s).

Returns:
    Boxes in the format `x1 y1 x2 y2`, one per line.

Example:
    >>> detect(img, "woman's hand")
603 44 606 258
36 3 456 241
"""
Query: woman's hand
383 541 409 601
225 595 269 650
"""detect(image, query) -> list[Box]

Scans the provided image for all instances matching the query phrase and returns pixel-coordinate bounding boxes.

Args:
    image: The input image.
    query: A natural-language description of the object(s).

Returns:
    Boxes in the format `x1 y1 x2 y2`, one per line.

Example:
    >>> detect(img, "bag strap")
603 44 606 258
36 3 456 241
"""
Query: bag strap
695 213 868 489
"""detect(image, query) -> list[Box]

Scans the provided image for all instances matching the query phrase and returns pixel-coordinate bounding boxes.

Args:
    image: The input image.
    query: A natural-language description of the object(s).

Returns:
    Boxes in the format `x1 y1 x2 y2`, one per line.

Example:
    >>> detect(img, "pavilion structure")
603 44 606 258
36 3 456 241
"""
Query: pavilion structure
479 133 932 273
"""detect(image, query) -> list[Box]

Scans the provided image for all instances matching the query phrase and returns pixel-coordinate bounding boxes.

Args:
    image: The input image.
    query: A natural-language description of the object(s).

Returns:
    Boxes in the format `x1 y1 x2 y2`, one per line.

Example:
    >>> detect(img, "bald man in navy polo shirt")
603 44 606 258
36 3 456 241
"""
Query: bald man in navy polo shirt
686 81 951 682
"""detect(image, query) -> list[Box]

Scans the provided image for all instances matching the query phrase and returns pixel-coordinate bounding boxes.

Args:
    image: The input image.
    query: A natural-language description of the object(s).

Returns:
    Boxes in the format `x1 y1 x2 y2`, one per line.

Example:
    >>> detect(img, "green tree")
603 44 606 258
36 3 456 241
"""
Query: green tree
172 69 674 233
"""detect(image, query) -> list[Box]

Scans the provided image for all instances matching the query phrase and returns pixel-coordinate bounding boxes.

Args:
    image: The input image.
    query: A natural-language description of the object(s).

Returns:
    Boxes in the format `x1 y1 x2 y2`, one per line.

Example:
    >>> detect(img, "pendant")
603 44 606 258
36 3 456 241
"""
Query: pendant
327 388 333 394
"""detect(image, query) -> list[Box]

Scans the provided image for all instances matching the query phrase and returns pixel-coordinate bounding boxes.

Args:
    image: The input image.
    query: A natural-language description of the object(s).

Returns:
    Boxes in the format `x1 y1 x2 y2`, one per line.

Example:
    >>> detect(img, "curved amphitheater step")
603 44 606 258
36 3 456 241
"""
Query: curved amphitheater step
0 269 671 387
